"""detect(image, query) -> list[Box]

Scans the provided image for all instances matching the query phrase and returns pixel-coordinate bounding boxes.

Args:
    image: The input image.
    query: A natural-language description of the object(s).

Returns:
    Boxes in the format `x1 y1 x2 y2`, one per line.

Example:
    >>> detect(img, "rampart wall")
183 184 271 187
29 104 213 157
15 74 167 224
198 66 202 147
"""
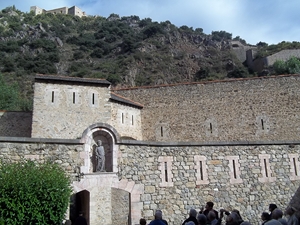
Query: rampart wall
114 75 300 142
31 80 112 139
0 111 32 137
249 49 300 72
1 137 300 225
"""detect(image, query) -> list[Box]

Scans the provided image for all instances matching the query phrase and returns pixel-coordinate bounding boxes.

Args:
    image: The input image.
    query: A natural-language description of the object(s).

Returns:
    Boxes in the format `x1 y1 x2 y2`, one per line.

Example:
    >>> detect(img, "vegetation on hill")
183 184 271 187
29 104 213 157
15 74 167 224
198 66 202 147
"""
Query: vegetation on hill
0 6 299 111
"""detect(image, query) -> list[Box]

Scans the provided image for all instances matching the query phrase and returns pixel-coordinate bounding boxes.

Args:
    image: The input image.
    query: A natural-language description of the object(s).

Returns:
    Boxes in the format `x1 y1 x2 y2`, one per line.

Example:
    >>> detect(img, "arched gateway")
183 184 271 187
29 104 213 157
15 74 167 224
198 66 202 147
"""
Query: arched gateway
71 123 144 225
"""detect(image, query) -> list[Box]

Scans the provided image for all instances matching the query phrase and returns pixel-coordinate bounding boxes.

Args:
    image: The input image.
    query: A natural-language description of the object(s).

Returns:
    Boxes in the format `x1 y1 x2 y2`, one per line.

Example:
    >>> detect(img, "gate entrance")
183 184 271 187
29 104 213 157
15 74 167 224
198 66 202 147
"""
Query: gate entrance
70 190 90 225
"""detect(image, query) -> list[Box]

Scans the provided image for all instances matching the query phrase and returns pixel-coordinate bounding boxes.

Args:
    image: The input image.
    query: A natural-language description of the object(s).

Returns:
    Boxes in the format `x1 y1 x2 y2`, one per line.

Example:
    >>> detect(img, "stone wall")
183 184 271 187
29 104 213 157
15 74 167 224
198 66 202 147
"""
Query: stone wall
0 111 32 137
1 137 300 225
250 49 300 72
31 80 111 139
114 75 300 142
110 102 142 140
118 142 300 225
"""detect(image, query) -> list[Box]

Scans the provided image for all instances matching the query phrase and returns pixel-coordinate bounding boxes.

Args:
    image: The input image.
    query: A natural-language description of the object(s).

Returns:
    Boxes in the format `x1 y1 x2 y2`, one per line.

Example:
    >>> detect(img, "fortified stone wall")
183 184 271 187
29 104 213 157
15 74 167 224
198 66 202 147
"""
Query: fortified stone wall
110 102 143 140
31 79 111 139
1 137 300 225
0 111 32 137
118 142 300 225
250 49 300 72
114 75 300 142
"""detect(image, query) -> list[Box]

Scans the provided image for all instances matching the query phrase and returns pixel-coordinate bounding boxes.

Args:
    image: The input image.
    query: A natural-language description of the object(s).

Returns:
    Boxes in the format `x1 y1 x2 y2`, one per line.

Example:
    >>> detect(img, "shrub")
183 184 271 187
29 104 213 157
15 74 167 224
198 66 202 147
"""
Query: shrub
0 160 72 225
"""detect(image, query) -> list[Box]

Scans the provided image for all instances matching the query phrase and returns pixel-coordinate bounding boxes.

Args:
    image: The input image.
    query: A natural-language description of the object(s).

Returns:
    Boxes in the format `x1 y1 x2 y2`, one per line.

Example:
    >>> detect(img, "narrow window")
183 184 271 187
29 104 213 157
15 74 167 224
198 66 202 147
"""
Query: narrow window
233 159 237 179
200 161 203 180
225 156 243 184
194 156 209 185
161 127 164 137
73 92 75 104
131 115 134 125
92 93 95 105
210 123 213 134
121 113 124 124
264 158 268 177
289 154 300 180
293 158 298 176
164 162 168 182
258 154 276 183
51 91 54 103
261 119 264 130
158 156 174 187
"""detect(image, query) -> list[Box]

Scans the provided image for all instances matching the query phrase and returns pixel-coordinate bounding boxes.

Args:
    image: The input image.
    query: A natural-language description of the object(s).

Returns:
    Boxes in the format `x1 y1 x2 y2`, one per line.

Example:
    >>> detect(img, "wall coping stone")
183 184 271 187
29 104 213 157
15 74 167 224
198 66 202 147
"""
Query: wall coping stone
1 136 300 146
0 136 81 144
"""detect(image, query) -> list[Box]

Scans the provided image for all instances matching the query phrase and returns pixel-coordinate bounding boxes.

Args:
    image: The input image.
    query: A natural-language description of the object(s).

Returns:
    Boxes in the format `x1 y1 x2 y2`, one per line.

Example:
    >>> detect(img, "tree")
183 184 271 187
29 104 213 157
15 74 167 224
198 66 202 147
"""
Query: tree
273 57 300 75
0 160 72 225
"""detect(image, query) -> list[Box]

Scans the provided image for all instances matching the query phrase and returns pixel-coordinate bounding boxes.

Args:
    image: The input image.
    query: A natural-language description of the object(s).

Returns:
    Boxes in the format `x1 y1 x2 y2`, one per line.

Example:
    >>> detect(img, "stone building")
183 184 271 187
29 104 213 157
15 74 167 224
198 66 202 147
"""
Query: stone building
1 74 300 225
30 5 86 17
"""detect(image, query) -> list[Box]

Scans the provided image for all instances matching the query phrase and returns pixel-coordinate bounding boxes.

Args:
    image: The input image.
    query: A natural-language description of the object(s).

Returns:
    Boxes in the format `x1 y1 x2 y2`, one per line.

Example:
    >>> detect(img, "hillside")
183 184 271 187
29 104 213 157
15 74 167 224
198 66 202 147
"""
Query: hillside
0 6 298 111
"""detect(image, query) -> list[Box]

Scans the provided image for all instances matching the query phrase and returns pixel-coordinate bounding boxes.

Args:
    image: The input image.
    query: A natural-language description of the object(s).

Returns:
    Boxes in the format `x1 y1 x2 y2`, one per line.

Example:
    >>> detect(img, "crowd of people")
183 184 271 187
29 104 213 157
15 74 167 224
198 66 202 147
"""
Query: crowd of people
140 202 299 225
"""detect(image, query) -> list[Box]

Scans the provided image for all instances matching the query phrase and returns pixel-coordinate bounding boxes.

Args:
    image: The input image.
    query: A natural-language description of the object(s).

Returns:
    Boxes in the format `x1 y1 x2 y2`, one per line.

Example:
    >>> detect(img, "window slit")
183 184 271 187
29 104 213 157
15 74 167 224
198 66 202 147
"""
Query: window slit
264 159 268 177
132 115 134 125
164 162 168 182
210 123 213 134
92 93 95 105
261 119 264 130
200 161 203 180
161 127 163 137
73 92 75 104
121 113 124 124
233 160 237 179
293 158 298 176
51 91 54 103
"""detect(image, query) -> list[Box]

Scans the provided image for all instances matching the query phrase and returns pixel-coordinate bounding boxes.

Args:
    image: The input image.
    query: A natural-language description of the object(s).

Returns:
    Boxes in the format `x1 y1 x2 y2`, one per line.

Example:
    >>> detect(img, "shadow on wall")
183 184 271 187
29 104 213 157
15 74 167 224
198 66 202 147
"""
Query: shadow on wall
0 111 32 137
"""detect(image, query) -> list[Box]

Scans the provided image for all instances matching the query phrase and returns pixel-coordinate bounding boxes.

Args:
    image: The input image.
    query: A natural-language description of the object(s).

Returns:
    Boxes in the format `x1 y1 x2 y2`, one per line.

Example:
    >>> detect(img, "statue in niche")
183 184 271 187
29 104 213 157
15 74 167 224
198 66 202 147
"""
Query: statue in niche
95 140 105 172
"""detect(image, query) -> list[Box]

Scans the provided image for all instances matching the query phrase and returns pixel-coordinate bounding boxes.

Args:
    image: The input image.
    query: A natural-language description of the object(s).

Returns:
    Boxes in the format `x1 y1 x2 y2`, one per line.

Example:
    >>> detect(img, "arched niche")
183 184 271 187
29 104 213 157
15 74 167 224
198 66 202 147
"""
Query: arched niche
80 123 120 174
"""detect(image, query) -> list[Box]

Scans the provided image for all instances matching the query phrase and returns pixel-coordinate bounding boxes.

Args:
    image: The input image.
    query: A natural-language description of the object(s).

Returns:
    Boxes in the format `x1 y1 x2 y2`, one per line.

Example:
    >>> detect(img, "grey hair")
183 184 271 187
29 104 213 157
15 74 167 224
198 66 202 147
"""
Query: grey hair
185 222 195 225
154 210 162 220
189 208 197 218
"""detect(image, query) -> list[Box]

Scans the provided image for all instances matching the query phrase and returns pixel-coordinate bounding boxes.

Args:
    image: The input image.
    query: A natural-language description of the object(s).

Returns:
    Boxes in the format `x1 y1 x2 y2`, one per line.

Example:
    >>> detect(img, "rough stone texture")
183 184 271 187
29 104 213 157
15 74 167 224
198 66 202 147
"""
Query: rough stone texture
110 102 142 140
114 75 300 142
0 111 32 137
111 187 130 225
31 81 111 139
118 143 300 225
249 49 300 72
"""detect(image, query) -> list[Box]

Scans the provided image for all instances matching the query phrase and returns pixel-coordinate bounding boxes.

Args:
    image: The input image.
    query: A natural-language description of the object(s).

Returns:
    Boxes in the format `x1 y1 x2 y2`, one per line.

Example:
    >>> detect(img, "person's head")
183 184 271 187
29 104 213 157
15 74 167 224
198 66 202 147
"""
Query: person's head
206 201 214 210
269 204 277 212
285 207 296 216
230 212 242 224
197 214 207 225
154 210 162 220
189 208 197 218
97 140 102 145
185 222 195 225
261 212 271 221
207 210 216 221
240 222 252 225
272 209 283 219
140 218 147 225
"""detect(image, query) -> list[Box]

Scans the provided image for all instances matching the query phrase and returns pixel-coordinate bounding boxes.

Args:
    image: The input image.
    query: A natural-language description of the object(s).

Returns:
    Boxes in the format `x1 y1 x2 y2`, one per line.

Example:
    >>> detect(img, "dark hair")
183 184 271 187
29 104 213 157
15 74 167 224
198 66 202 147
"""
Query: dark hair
207 202 214 208
269 204 277 211
140 218 147 225
261 212 270 221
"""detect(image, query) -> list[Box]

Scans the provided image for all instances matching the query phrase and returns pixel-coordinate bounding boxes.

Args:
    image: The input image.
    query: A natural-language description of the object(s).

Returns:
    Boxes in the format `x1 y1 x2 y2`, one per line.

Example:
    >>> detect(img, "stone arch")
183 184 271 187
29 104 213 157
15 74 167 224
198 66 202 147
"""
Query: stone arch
80 123 120 174
70 190 90 225
112 179 145 225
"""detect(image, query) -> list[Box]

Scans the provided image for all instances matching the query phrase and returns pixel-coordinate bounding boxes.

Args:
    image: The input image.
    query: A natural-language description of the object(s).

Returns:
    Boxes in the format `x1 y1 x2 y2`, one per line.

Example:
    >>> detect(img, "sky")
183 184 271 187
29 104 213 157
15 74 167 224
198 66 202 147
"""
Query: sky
0 0 299 45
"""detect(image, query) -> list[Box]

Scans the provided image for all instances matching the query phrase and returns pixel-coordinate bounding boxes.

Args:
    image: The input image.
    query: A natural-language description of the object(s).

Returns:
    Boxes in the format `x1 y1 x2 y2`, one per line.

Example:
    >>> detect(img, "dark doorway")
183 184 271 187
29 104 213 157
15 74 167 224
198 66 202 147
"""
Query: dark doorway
70 190 90 225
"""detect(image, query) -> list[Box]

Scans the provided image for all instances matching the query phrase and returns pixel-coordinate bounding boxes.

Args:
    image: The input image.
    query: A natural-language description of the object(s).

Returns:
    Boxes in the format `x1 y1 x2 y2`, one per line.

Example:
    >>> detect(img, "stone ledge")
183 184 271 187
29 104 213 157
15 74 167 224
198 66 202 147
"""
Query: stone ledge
0 136 81 144
119 139 300 146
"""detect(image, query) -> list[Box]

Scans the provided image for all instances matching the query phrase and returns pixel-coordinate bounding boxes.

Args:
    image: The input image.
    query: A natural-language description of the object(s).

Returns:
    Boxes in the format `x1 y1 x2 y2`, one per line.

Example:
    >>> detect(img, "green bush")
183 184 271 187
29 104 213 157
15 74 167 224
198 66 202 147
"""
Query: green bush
0 160 72 225
273 57 300 75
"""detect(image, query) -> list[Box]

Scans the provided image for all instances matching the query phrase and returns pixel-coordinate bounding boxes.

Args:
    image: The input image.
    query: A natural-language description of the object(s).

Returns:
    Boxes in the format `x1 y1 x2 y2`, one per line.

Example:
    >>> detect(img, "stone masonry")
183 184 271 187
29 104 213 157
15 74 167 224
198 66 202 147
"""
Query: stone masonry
1 74 300 225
